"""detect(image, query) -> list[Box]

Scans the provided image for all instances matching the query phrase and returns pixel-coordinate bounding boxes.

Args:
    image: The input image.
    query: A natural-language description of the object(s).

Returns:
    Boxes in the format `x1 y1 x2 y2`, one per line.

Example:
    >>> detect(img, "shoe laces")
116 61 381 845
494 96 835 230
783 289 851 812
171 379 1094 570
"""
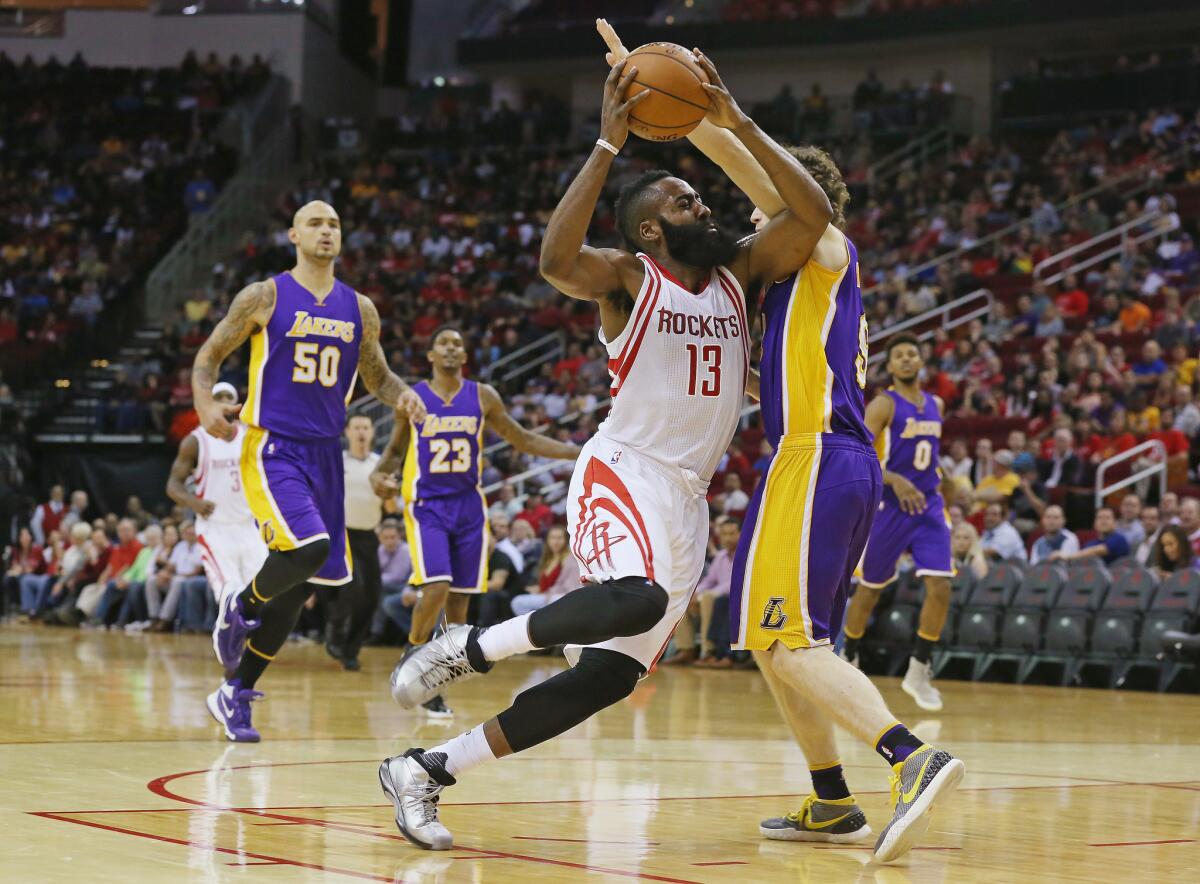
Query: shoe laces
418 636 476 692
230 688 263 728
401 778 444 825
784 794 817 826
888 769 902 810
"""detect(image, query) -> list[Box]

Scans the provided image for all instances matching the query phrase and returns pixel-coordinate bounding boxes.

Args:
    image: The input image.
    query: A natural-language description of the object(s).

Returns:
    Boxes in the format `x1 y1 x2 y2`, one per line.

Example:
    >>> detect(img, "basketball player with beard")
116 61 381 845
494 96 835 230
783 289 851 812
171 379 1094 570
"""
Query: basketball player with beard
378 53 838 850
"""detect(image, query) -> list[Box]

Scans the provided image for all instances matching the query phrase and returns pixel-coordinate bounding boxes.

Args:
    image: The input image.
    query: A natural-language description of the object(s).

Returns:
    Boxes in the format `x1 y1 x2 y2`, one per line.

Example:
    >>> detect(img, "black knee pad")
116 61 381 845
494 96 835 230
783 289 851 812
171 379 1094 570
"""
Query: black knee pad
605 576 669 636
284 538 331 579
497 648 642 753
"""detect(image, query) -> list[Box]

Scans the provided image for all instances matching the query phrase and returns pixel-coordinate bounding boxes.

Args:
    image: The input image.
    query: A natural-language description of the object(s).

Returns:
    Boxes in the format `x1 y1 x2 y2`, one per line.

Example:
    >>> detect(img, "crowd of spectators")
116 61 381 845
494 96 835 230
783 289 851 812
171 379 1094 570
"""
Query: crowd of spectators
720 0 984 25
0 51 268 390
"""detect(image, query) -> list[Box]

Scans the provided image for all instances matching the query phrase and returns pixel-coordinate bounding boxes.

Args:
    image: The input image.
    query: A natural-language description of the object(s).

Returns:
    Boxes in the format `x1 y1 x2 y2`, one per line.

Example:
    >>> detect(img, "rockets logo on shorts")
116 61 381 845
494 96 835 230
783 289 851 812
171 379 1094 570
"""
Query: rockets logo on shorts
760 597 788 630
579 520 628 571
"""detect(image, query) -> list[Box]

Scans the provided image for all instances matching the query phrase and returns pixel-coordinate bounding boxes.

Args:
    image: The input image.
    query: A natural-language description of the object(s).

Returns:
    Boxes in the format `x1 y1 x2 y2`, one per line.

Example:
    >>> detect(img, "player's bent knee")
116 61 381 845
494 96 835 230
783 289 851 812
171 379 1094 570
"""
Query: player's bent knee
497 649 642 752
605 577 669 636
284 538 331 578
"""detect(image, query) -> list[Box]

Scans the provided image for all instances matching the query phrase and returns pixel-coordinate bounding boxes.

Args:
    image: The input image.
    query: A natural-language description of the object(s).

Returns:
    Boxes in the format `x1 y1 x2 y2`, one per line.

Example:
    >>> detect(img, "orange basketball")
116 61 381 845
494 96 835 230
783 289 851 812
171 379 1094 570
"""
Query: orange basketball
622 42 710 142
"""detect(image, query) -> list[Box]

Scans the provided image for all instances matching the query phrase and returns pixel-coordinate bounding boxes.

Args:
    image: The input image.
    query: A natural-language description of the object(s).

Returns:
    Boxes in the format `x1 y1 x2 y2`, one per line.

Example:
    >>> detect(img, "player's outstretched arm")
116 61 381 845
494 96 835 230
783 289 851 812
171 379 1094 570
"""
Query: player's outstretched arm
481 384 581 460
357 294 426 424
370 414 411 500
596 19 786 220
193 279 275 440
691 53 833 289
540 60 647 306
165 434 215 519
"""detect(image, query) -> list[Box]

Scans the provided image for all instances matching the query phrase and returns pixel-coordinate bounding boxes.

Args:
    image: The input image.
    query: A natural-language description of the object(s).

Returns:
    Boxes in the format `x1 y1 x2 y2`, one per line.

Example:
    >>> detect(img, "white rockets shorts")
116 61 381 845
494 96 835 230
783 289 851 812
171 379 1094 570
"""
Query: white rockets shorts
196 520 269 600
564 433 710 671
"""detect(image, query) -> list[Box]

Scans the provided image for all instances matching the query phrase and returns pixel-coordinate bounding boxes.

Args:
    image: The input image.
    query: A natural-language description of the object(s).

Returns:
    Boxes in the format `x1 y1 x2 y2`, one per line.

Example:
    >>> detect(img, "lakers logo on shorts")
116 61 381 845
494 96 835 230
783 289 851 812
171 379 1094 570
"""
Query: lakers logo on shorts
260 520 276 546
760 597 788 630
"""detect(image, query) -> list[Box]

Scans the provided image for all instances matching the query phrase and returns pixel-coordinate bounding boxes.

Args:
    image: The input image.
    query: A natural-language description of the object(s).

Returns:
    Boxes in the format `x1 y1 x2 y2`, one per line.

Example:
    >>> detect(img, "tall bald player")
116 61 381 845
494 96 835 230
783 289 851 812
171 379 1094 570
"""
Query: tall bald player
193 200 427 742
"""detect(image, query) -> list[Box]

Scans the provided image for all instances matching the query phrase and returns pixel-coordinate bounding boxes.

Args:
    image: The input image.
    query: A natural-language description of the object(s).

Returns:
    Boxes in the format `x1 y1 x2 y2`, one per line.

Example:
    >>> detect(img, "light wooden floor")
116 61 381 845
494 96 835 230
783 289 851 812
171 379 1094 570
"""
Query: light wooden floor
2 625 1198 883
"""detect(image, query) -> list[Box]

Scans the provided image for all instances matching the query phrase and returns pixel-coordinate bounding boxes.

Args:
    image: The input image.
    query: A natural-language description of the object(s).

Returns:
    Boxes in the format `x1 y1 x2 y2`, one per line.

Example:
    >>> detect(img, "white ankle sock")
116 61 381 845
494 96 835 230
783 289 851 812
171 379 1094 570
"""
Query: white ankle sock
478 613 536 662
431 724 495 777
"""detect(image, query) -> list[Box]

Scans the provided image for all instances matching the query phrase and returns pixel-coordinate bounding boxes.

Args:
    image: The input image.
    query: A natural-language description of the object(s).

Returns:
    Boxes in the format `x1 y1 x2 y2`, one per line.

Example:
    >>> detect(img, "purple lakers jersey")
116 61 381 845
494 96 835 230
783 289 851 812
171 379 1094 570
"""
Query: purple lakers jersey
877 388 942 497
758 233 871 446
401 380 484 501
241 272 362 440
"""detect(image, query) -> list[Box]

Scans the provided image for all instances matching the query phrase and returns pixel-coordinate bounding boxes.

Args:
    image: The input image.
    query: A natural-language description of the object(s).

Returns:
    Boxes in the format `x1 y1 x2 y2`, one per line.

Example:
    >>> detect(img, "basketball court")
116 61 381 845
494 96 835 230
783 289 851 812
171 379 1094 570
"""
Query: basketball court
3 626 1197 882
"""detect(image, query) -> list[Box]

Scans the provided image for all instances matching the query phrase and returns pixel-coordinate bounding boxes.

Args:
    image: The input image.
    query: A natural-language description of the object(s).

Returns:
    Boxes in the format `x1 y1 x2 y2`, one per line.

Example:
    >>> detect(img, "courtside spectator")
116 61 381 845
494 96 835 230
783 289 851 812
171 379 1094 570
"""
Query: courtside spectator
1048 508 1130 565
1030 506 1080 564
981 502 1027 562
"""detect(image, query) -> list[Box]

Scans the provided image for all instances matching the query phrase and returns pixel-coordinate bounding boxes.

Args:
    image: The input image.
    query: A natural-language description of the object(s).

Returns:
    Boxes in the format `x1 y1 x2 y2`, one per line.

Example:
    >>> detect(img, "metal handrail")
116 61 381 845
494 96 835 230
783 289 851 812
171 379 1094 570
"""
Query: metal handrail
868 127 951 187
1095 440 1168 509
864 288 992 366
480 331 562 380
143 75 296 321
1033 211 1173 285
867 144 1189 295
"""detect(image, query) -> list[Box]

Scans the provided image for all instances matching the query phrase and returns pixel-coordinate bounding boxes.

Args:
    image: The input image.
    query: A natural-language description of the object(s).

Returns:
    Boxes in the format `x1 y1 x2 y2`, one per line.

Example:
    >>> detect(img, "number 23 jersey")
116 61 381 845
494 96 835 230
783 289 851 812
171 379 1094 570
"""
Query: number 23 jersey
402 380 484 502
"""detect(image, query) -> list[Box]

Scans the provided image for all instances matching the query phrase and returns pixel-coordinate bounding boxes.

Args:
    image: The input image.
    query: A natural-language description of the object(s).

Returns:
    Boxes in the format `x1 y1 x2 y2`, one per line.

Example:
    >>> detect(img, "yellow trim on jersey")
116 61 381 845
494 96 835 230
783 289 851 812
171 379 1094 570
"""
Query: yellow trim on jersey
781 261 847 437
242 325 269 427
400 418 421 505
736 436 824 650
240 426 300 551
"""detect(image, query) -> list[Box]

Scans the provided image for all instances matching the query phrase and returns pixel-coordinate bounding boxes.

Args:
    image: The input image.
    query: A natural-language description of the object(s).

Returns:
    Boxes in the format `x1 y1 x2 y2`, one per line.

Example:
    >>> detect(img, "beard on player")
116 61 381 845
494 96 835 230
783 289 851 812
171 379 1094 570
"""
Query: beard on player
657 216 741 270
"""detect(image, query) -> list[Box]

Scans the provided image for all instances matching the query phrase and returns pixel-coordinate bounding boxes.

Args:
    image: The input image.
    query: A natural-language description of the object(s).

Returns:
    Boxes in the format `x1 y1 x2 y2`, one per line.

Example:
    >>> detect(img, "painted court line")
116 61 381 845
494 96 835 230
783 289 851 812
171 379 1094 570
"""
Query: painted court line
1088 839 1195 847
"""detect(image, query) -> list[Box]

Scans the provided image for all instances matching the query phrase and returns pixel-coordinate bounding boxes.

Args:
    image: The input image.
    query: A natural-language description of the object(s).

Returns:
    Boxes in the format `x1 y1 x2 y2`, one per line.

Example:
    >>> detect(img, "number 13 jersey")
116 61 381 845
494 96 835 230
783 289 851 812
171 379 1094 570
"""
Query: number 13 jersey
757 232 871 448
597 254 750 483
402 380 484 503
241 272 362 440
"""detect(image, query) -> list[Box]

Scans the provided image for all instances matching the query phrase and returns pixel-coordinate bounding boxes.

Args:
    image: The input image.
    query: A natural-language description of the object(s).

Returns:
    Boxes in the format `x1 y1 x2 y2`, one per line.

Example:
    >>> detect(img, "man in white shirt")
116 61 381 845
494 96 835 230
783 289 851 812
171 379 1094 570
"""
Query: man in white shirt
980 501 1027 562
721 472 750 514
489 512 525 577
1029 506 1079 565
1135 506 1162 565
332 414 389 671
1115 494 1146 548
1178 497 1200 556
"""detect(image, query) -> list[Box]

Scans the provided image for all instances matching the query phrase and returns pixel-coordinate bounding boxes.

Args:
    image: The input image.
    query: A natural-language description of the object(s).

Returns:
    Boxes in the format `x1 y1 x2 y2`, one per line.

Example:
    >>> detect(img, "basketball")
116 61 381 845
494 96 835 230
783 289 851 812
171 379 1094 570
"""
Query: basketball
622 42 710 141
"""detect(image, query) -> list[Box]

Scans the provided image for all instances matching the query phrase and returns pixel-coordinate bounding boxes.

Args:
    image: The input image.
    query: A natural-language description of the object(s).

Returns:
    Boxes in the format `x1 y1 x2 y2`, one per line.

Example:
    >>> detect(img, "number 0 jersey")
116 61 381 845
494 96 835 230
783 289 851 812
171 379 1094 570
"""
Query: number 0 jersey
757 231 871 447
241 272 362 441
402 380 484 502
876 388 943 498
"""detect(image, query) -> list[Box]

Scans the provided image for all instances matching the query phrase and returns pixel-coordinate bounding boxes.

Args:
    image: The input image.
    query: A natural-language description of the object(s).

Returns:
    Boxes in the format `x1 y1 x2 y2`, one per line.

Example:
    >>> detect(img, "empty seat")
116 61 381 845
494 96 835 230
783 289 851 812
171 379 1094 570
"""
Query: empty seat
970 562 1024 609
1056 563 1112 611
949 569 977 611
1107 566 1159 612
1011 563 1068 611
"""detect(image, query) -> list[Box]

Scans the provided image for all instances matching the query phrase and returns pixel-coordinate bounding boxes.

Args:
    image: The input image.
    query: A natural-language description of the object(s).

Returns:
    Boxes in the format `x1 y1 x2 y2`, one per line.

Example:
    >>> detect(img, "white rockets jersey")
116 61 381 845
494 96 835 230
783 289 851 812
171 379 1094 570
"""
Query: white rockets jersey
597 254 750 482
191 424 254 528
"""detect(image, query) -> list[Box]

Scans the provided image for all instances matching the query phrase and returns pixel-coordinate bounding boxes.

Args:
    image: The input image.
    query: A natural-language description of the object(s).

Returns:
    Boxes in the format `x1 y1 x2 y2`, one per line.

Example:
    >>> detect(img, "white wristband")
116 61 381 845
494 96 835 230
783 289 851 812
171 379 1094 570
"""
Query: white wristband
596 138 619 156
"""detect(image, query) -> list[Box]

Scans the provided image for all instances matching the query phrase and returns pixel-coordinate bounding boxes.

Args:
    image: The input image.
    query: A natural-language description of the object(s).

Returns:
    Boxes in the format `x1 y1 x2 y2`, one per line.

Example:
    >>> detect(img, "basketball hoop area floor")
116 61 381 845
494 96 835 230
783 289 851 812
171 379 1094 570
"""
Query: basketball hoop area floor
3 626 1198 883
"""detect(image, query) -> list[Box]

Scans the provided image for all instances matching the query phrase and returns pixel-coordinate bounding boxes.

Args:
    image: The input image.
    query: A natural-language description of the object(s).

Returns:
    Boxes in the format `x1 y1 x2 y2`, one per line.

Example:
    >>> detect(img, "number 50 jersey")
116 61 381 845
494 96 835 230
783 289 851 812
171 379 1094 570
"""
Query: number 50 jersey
402 380 484 502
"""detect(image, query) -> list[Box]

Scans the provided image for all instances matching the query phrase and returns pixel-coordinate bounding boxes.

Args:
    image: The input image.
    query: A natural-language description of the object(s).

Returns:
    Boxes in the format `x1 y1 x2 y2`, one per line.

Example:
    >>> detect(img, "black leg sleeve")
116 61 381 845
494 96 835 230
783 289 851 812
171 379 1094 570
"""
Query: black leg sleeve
238 540 331 614
496 648 642 753
343 529 381 656
527 578 669 649
234 582 311 689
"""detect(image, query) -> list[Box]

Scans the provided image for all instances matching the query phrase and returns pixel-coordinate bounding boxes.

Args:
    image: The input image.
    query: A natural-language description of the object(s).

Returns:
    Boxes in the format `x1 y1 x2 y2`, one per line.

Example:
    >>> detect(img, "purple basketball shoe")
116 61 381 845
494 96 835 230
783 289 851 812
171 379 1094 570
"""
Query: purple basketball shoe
206 678 264 742
212 590 259 670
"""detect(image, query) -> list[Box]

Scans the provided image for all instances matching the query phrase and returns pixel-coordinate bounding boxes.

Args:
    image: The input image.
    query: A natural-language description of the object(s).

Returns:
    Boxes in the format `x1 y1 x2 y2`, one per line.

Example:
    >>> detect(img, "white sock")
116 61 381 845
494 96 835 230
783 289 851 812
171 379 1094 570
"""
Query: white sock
431 724 495 777
478 613 536 662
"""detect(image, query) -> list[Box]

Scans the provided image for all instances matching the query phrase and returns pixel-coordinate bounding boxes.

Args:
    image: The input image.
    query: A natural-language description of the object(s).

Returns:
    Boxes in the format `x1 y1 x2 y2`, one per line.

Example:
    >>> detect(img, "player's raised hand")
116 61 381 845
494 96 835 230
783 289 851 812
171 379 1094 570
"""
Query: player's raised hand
600 58 650 150
370 470 400 501
197 398 240 441
693 50 747 130
596 18 629 66
396 388 427 424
